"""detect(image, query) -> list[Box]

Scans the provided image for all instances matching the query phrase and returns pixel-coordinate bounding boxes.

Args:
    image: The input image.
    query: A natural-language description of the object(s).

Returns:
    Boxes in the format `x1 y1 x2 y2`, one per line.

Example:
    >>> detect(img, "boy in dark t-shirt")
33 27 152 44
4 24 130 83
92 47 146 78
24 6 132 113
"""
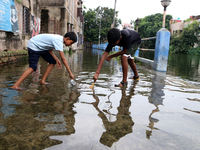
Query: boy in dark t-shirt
93 28 141 87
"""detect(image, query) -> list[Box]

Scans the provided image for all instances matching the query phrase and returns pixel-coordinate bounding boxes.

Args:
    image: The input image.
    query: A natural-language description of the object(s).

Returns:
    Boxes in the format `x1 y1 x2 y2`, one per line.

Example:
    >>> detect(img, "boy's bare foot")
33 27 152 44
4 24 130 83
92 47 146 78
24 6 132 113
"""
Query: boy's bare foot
9 86 27 91
39 81 54 85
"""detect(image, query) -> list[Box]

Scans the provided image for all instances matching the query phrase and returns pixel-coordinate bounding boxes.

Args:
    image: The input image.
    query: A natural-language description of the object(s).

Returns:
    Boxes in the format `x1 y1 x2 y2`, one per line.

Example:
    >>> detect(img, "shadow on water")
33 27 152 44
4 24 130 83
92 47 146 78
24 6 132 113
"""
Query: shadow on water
0 48 200 149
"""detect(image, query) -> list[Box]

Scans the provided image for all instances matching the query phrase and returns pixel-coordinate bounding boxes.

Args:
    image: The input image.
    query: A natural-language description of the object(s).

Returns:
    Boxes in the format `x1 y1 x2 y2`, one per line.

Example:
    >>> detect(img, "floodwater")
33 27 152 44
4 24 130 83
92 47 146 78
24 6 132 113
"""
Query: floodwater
0 48 200 150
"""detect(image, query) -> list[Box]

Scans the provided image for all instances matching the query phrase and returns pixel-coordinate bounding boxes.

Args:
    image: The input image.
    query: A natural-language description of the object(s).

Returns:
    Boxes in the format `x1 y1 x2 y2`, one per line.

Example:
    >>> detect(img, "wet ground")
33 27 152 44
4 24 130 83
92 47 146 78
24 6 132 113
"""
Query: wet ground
0 48 200 150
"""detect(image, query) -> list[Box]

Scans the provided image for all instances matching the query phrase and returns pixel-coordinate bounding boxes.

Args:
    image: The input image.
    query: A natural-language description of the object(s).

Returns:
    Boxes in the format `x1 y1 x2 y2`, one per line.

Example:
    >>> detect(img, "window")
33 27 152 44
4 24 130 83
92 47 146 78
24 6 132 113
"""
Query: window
23 6 30 34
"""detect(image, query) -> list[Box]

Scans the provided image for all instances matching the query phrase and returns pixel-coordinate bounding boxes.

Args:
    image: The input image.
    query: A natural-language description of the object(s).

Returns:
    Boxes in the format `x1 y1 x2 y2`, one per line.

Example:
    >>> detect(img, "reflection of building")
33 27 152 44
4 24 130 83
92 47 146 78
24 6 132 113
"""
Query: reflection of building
0 83 81 149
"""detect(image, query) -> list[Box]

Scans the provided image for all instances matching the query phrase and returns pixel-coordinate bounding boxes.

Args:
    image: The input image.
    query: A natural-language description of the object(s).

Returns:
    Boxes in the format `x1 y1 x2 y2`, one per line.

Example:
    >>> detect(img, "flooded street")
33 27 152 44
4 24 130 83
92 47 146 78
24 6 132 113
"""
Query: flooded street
0 48 200 150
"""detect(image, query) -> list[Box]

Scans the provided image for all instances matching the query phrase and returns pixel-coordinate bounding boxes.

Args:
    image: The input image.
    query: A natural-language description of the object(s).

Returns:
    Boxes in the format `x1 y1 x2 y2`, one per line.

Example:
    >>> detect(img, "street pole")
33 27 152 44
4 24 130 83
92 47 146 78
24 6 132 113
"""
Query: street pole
113 0 117 28
162 6 167 28
161 0 171 28
98 17 101 49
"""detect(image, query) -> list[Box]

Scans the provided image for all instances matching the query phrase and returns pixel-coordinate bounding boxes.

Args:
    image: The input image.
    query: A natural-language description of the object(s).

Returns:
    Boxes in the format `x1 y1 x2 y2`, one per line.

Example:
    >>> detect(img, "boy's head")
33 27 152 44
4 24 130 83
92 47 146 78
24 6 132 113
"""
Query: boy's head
63 31 77 46
107 28 121 45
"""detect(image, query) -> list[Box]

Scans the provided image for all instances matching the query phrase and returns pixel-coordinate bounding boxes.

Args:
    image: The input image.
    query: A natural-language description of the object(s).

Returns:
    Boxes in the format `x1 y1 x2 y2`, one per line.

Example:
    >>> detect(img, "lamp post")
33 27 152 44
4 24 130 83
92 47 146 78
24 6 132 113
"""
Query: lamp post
96 8 102 49
161 0 171 28
112 0 117 28
136 18 140 32
152 0 171 72
98 17 101 49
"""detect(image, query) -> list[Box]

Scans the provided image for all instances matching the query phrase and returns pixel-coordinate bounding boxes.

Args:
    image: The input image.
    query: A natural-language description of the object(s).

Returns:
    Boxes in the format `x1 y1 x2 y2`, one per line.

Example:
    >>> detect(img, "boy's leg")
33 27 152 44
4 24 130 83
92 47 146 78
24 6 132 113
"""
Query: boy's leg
39 64 55 85
10 48 40 90
126 44 140 79
121 55 128 83
116 55 128 87
10 67 34 90
128 59 138 77
39 51 56 85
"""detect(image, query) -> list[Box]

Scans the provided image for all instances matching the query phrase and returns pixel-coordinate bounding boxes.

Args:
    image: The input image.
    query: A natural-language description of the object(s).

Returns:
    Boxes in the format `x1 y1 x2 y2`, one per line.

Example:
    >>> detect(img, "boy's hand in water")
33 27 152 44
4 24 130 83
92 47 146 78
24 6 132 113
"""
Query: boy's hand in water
70 73 74 79
93 72 99 82
56 60 62 69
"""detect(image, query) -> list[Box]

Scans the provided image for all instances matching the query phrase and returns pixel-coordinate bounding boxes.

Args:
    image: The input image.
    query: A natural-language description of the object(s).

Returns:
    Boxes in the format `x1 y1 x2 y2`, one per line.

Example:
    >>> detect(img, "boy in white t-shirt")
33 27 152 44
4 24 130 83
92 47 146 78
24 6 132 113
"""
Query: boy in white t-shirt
10 31 77 90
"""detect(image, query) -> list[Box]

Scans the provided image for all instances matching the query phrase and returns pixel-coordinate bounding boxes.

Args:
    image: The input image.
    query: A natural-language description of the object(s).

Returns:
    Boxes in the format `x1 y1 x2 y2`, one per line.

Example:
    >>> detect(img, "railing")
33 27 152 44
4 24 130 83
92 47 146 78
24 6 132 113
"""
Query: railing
134 36 157 68
92 28 170 72
138 36 156 52
92 43 120 52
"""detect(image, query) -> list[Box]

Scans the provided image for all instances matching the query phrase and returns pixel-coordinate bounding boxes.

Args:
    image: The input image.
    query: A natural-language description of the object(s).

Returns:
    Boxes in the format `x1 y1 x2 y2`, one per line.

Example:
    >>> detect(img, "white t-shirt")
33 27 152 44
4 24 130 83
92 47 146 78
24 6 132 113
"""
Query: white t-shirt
26 34 64 51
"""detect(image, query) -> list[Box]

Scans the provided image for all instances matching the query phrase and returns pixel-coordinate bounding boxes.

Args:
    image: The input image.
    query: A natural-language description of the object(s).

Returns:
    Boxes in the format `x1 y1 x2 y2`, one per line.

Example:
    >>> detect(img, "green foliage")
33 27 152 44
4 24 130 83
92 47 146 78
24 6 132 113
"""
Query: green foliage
136 13 172 49
136 13 172 38
184 18 192 22
187 47 200 55
0 50 27 57
83 6 121 43
170 21 200 54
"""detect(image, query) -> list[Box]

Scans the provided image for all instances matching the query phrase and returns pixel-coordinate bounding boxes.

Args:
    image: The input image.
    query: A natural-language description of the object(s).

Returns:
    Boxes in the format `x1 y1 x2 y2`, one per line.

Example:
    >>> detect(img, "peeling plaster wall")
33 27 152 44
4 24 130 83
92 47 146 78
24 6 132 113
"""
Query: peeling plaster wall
0 0 42 51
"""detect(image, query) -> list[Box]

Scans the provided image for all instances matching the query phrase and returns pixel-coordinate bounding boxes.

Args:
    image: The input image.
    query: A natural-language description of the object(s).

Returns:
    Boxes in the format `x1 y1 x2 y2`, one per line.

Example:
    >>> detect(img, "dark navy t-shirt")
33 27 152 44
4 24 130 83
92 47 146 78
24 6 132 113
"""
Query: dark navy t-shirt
105 29 141 53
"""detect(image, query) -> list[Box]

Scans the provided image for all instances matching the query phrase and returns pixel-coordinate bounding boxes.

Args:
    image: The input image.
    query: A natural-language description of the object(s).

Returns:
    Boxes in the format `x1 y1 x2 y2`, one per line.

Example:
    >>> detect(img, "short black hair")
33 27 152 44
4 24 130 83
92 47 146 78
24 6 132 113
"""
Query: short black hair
107 28 121 44
64 31 77 42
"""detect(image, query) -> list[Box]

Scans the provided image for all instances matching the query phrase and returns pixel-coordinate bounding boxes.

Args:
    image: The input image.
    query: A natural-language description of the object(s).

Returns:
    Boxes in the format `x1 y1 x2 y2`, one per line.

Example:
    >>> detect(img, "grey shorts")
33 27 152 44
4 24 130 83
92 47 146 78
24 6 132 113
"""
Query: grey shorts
123 44 140 59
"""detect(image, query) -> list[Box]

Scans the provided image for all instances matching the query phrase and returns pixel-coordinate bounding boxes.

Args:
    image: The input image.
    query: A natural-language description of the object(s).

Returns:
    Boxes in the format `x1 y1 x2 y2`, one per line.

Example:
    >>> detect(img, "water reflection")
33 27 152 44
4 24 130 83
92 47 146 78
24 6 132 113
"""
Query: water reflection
0 49 200 149
167 54 200 82
0 56 81 149
86 82 138 147
146 71 166 139
0 86 80 149
184 98 200 114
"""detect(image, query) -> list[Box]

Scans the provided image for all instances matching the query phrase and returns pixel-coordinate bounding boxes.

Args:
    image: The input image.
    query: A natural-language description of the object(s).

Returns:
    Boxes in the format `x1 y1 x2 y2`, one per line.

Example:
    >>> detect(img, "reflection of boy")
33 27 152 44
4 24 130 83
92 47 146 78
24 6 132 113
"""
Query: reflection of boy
10 32 77 90
93 28 141 87
92 88 134 147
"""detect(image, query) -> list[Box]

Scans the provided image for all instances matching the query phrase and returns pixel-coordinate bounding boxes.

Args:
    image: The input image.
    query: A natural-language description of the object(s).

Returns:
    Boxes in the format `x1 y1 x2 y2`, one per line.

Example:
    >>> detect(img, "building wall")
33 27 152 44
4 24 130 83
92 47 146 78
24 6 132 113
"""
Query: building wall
0 1 23 51
170 19 200 35
170 22 184 34
0 0 42 51
0 0 83 51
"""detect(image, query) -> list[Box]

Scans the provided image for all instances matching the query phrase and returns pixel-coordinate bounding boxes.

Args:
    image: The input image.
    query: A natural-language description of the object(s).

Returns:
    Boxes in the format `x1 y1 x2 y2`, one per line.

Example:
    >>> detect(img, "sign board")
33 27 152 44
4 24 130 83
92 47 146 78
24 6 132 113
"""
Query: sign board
0 0 19 34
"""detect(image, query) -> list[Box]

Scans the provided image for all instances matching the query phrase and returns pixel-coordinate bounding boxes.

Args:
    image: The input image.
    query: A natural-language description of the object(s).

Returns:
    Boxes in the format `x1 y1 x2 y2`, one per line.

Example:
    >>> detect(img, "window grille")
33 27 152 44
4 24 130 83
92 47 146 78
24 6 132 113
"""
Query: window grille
23 6 30 34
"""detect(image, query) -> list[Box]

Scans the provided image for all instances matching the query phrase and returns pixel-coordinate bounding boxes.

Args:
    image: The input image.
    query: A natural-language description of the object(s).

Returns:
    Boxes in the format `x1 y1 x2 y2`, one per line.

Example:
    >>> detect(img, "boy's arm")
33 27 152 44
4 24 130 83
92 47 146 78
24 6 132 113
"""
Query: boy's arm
93 51 109 82
48 50 62 69
59 51 74 79
106 49 128 61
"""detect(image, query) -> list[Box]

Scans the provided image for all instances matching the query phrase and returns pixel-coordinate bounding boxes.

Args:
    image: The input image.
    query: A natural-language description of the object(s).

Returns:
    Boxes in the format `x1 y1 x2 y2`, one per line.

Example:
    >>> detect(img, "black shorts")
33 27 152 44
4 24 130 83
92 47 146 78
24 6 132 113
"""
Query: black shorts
28 48 56 71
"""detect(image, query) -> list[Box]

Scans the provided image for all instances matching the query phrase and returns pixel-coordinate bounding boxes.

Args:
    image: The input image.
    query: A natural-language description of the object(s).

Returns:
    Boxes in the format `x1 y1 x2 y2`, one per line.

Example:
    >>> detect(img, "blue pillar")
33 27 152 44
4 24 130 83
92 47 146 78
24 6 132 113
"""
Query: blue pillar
134 48 140 57
153 28 170 72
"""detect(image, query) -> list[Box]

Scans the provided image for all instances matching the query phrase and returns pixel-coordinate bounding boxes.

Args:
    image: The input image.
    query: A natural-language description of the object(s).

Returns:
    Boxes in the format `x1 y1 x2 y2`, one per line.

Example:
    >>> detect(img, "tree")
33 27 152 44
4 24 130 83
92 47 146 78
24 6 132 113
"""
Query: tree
136 13 172 49
170 21 200 54
83 6 121 43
